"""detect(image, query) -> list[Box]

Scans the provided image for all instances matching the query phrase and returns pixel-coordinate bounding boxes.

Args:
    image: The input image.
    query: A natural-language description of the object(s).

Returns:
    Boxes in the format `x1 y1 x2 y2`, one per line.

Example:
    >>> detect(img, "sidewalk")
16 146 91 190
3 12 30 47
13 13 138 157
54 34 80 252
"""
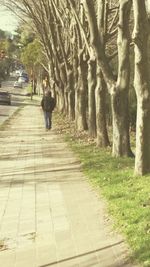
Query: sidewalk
0 102 139 267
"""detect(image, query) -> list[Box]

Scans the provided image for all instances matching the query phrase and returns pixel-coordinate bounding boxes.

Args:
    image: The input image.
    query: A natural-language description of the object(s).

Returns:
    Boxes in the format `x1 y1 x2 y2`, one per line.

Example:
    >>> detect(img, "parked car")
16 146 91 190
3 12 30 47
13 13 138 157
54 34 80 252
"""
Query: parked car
18 76 28 83
0 91 11 105
15 70 22 77
14 81 23 88
19 73 29 83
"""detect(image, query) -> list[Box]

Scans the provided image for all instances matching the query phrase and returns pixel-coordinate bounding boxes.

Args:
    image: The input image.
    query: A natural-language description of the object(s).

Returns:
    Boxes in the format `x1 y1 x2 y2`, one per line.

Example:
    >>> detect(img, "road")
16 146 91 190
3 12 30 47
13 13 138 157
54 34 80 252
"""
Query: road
0 79 28 126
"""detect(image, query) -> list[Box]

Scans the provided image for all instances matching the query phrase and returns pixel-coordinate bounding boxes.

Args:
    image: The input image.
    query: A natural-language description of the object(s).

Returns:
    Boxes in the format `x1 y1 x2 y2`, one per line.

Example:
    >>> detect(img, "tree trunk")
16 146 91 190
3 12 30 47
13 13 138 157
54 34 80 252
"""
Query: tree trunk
133 0 150 175
96 0 110 147
57 89 65 113
64 91 69 115
112 0 133 157
96 66 110 147
68 89 75 121
111 90 132 156
73 44 80 128
67 69 75 120
88 59 97 137
54 60 65 112
75 50 88 131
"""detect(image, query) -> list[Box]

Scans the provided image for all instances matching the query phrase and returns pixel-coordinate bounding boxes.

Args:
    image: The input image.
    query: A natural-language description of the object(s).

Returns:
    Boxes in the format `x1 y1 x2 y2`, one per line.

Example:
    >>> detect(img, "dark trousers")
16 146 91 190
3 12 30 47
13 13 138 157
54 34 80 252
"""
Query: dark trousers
44 111 52 129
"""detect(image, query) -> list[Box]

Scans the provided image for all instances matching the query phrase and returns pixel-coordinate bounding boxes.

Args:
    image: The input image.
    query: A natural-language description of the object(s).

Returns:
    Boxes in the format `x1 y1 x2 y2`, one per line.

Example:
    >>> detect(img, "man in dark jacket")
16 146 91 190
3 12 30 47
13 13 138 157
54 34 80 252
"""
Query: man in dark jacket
41 90 56 130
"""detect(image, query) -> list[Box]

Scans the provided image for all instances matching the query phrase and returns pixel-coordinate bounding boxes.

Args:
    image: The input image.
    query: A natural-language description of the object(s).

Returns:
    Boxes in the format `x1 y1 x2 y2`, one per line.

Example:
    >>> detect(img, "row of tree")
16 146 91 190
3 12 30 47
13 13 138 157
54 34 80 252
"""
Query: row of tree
1 0 150 176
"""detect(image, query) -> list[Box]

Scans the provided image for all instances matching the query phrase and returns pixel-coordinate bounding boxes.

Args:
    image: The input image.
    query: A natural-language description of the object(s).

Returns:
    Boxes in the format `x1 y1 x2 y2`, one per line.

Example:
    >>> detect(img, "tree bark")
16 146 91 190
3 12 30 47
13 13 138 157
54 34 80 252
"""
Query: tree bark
88 58 97 137
67 68 75 120
112 0 133 157
133 0 150 175
96 0 110 147
96 66 110 147
55 61 65 112
75 50 88 131
57 89 65 112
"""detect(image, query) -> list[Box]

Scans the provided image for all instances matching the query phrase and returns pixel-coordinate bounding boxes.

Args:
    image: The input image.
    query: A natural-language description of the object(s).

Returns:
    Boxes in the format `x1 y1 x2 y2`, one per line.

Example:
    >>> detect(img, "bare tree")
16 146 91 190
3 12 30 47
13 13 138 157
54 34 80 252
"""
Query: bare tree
68 0 110 144
83 0 133 156
133 0 150 175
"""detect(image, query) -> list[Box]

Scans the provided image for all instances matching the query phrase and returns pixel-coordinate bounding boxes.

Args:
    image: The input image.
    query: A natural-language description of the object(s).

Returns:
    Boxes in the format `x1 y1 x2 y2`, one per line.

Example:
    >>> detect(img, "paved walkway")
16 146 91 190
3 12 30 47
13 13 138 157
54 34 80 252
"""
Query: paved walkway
0 101 139 267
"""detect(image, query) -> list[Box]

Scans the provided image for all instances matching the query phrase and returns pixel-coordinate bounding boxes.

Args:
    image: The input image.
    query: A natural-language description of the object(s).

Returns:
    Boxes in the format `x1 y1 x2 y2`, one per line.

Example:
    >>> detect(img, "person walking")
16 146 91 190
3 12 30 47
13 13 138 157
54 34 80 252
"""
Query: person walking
41 90 56 130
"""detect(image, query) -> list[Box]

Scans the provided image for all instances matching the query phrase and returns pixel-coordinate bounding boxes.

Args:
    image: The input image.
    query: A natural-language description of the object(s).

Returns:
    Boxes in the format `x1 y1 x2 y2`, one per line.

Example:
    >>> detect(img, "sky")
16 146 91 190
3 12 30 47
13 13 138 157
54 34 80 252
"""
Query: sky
0 6 19 34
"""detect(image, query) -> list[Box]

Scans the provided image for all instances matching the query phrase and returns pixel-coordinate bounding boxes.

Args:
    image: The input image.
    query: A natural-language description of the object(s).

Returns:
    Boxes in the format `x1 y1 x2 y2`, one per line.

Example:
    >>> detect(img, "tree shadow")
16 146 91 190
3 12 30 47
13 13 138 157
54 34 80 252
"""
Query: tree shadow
0 114 9 117
38 240 134 267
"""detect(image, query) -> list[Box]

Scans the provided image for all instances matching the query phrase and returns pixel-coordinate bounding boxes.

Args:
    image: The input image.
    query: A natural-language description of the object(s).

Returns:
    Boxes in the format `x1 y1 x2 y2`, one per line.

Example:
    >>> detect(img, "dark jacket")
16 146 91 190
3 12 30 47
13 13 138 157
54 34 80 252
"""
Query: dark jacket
41 95 56 112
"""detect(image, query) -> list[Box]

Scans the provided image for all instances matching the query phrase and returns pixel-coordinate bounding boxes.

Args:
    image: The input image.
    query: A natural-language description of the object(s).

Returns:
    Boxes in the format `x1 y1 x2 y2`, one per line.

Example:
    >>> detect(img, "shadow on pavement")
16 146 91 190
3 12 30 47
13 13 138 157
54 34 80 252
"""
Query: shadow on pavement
0 114 9 116
11 92 28 97
10 101 40 107
38 241 131 267
0 164 82 179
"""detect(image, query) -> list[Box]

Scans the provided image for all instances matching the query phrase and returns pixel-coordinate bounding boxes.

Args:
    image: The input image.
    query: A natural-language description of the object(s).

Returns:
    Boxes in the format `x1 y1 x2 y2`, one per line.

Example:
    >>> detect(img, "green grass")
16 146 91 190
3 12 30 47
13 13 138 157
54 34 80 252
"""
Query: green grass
54 114 150 266
68 139 150 266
